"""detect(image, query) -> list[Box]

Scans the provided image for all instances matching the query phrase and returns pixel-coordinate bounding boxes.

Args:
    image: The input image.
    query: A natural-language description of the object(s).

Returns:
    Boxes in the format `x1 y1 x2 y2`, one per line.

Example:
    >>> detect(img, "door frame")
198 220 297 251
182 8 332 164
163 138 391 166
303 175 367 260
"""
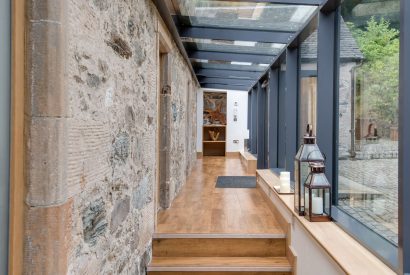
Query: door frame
155 19 173 230
8 0 25 274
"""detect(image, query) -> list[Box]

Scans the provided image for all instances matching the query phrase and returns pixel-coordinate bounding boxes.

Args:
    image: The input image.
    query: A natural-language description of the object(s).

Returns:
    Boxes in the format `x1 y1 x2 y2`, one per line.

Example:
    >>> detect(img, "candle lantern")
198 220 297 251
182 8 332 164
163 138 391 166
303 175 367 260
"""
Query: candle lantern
304 163 331 222
294 125 325 215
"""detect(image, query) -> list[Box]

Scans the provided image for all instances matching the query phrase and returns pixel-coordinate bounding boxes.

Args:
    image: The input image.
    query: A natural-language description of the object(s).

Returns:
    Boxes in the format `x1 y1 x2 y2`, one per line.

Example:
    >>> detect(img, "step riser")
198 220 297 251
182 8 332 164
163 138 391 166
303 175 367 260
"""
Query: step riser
153 238 286 257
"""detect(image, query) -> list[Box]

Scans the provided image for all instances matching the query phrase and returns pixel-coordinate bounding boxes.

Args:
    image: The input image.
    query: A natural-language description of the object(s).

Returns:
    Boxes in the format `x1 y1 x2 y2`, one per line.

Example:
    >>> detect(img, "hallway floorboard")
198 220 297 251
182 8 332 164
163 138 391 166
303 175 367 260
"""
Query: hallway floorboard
156 157 284 235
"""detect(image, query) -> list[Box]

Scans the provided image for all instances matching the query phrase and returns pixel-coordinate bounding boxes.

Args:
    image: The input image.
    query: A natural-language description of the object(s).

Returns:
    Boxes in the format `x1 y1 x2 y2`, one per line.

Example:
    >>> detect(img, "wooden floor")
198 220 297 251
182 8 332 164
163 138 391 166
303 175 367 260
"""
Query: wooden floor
156 157 284 235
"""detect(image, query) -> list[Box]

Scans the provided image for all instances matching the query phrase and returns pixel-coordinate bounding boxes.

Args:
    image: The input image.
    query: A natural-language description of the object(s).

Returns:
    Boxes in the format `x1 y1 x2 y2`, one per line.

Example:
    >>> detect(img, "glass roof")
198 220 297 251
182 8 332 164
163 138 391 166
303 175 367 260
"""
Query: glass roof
191 59 270 72
166 0 320 90
182 38 285 56
171 1 317 32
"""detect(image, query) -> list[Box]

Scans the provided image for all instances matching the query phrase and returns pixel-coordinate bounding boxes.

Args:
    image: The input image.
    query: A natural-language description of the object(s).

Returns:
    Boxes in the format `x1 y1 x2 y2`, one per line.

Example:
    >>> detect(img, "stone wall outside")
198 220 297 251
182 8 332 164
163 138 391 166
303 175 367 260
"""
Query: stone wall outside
338 62 356 158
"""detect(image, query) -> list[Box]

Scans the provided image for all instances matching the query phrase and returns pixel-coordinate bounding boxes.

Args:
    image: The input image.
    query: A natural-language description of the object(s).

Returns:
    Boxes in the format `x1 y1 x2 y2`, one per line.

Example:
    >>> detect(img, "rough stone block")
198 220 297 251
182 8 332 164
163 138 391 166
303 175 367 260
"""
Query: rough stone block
82 197 108 246
111 131 130 164
132 176 152 210
24 199 73 275
110 196 130 233
27 0 65 21
26 117 68 206
26 20 67 117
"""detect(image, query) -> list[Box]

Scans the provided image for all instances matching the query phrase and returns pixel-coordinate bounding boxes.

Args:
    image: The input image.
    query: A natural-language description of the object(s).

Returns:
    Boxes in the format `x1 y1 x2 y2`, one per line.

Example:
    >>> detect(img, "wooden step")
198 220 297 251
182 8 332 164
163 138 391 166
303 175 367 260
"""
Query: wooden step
147 256 292 274
152 234 286 257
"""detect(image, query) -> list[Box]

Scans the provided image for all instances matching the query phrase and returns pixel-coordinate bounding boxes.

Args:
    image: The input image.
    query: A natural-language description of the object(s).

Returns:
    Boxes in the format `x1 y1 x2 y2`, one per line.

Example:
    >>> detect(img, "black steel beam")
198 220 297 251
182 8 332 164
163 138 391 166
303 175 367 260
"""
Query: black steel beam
399 0 410 273
188 50 276 64
247 91 251 150
180 26 294 44
199 77 254 86
201 83 249 91
196 69 261 79
268 67 279 168
277 69 287 168
250 87 258 153
285 47 298 178
321 0 341 13
248 91 252 151
317 8 337 197
257 81 267 169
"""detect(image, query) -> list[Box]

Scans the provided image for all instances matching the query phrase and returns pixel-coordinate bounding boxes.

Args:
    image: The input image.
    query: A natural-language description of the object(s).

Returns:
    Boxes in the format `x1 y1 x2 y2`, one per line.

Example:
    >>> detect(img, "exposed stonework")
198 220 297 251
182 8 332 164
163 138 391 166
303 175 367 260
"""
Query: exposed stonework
338 62 356 158
24 0 198 274
82 198 108 246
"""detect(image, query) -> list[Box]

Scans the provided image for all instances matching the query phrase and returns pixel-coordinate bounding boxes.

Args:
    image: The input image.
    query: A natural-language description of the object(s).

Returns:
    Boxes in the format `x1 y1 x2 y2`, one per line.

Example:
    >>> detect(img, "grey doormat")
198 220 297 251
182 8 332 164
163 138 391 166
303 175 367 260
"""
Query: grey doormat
215 176 256 188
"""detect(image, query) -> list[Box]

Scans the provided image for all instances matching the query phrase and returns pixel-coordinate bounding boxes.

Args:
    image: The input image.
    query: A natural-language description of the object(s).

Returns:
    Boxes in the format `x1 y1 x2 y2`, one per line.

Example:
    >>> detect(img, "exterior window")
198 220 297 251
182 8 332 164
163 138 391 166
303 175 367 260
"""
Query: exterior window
337 0 400 246
277 62 287 168
299 31 318 144
299 77 317 140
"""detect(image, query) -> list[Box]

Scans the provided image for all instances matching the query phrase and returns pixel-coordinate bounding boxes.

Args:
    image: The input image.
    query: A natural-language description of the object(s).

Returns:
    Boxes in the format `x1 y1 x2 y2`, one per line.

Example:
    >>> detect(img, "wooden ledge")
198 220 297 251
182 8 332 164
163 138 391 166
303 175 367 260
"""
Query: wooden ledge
240 151 257 174
240 151 257 160
256 172 396 275
257 169 294 195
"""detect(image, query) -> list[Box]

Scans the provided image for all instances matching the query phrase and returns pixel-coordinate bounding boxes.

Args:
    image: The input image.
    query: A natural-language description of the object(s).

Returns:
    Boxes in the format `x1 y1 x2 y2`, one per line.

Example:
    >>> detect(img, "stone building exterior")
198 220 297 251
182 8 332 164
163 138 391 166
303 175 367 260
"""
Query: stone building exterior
24 0 198 274
300 19 364 158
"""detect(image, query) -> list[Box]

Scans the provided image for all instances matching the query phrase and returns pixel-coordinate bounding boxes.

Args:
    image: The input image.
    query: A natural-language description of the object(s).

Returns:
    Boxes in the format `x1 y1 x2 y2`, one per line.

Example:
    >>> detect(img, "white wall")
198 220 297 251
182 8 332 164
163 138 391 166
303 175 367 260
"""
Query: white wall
197 89 248 153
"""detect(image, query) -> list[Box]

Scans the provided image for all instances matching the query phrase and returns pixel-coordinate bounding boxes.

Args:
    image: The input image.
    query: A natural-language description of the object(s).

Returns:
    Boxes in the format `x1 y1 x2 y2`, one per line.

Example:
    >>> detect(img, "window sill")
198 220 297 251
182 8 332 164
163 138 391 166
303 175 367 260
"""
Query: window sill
256 169 396 275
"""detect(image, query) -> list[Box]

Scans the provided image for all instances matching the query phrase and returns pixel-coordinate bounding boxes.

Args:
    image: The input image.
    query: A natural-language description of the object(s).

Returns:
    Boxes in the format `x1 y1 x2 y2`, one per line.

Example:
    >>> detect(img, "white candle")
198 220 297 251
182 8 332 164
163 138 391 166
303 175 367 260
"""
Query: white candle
279 171 291 193
280 179 290 193
312 197 323 215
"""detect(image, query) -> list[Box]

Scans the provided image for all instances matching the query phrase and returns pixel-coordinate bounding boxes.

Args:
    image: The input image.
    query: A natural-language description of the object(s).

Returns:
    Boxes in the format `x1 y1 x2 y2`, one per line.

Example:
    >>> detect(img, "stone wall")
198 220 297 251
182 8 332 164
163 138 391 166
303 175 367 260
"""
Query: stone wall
24 0 198 274
338 62 356 158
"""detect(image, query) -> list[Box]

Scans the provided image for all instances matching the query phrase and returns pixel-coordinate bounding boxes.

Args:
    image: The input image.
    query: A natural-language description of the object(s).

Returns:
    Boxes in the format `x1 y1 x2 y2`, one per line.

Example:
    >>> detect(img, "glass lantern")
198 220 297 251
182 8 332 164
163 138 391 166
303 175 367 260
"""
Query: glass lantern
304 163 331 222
294 125 325 215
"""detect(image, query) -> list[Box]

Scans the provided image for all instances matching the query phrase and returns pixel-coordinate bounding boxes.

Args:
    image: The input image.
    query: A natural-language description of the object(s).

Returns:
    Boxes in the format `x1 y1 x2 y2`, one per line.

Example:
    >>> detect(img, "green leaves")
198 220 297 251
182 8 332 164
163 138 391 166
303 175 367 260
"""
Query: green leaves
348 17 399 131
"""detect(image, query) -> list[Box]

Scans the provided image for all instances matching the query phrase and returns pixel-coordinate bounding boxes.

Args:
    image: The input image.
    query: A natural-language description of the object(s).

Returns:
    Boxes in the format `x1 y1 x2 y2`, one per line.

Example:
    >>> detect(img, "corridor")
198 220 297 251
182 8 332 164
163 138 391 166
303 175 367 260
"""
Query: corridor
2 0 409 274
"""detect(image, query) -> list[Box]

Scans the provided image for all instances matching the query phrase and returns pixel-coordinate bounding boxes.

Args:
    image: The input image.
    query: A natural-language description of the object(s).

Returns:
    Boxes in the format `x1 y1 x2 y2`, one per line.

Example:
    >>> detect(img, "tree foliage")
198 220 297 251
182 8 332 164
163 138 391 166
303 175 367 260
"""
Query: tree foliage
348 17 399 134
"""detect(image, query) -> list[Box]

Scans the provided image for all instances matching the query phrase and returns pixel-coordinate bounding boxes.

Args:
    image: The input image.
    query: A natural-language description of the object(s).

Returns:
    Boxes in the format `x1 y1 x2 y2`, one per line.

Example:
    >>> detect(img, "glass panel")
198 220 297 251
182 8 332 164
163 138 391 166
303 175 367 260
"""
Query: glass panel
172 1 317 32
324 189 330 215
299 31 318 144
191 59 269 72
277 61 287 168
304 187 310 215
299 77 317 140
337 0 399 246
182 38 285 55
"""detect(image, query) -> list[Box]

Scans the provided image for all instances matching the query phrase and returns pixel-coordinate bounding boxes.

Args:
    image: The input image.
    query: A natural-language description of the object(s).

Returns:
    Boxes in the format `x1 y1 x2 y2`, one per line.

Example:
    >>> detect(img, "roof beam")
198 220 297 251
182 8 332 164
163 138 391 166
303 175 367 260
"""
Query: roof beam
199 77 254 86
196 69 261 79
188 51 275 63
202 83 249 91
179 26 294 44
